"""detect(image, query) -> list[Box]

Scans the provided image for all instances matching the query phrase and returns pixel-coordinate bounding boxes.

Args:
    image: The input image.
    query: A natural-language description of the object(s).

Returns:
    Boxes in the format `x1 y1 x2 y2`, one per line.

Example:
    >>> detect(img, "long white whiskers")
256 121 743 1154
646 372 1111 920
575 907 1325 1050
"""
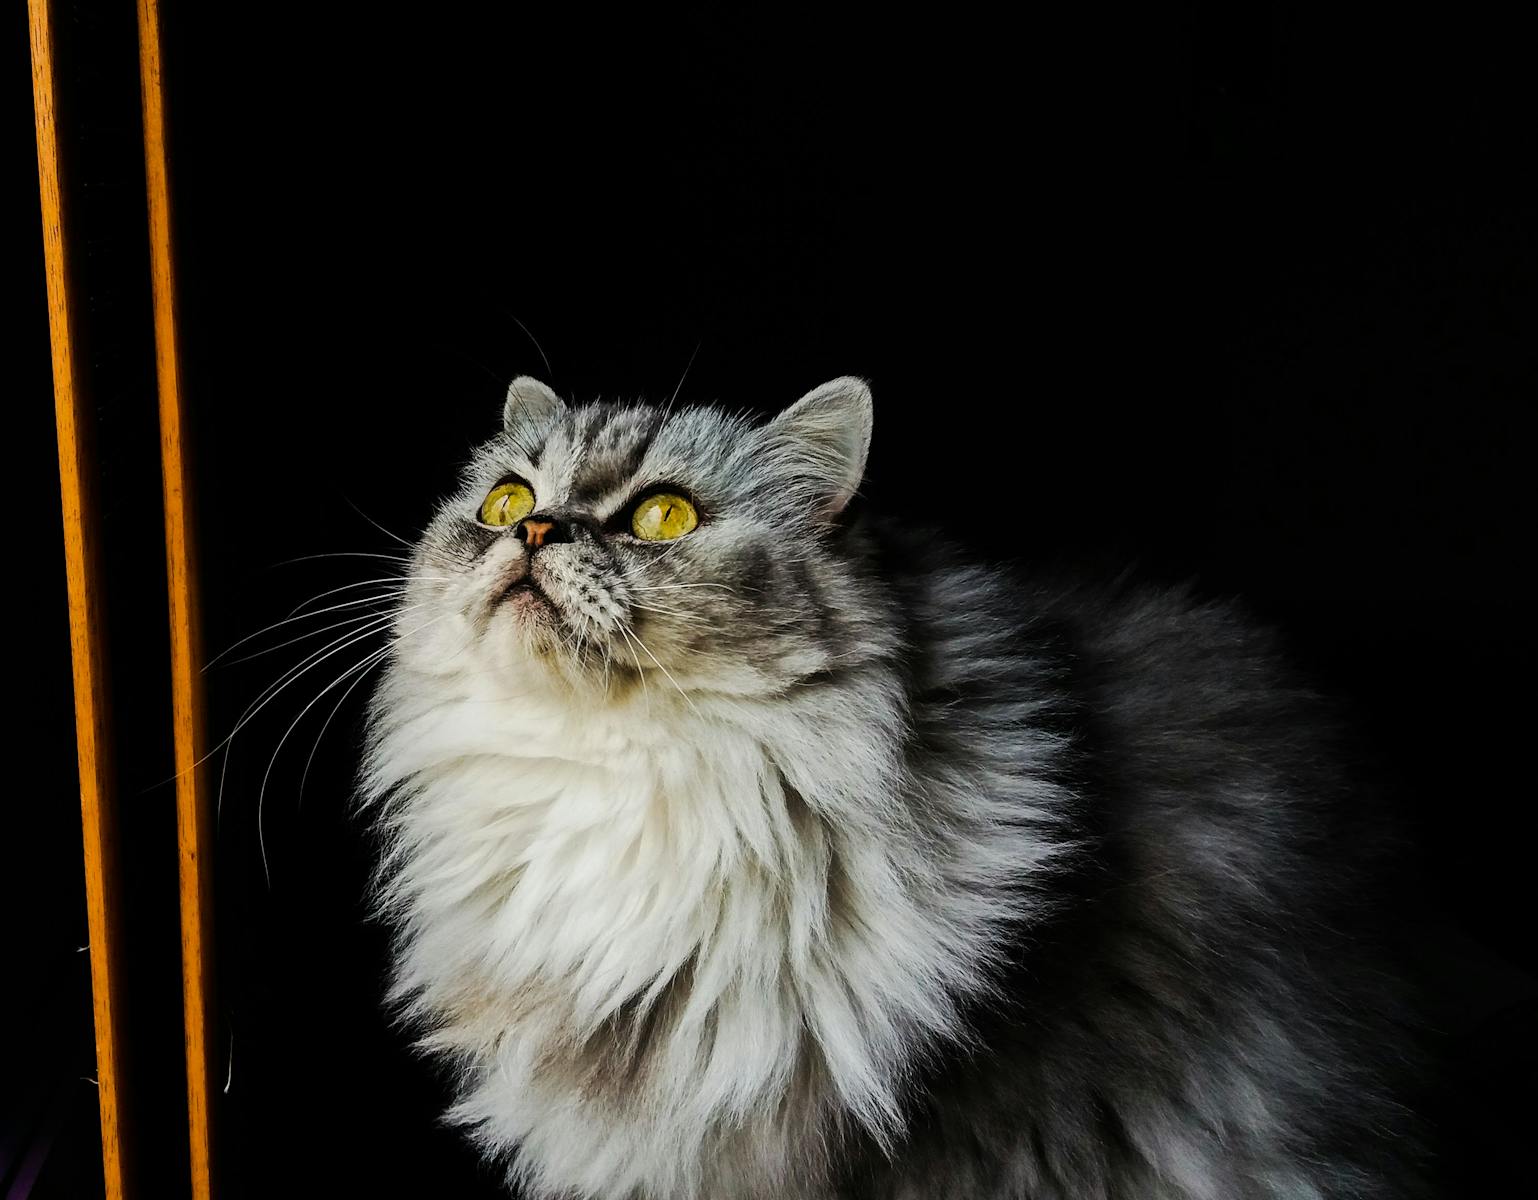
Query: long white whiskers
287 575 453 619
618 618 700 718
207 591 411 669
252 606 456 885
207 609 411 797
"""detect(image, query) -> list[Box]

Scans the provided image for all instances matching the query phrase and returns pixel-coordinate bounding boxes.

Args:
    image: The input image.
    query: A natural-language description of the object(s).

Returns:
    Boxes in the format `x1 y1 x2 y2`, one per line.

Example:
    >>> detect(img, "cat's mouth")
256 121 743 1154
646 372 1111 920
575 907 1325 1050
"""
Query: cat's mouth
499 585 550 631
492 553 546 606
503 578 547 603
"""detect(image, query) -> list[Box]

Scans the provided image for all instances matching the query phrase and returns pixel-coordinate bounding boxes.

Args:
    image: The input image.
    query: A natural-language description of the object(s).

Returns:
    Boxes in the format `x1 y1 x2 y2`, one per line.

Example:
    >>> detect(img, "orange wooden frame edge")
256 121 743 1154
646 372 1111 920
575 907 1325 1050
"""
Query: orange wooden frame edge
137 2 217 1197
29 0 134 1195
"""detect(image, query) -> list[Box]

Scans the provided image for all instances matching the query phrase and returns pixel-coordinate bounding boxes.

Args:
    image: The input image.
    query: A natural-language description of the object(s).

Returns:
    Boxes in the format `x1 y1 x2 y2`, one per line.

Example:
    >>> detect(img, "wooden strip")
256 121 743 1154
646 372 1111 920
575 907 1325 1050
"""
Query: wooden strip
135 2 216 1197
28 2 133 1196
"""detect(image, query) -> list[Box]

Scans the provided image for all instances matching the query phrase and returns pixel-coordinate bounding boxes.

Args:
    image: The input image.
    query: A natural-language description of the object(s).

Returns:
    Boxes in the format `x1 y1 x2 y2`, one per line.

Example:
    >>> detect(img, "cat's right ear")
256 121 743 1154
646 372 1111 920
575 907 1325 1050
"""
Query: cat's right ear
503 376 565 440
761 377 874 519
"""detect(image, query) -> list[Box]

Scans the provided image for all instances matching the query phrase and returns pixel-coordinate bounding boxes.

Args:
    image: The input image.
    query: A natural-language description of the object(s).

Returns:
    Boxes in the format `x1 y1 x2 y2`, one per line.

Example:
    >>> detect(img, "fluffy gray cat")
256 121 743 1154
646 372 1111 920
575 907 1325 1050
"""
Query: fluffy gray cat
362 376 1422 1199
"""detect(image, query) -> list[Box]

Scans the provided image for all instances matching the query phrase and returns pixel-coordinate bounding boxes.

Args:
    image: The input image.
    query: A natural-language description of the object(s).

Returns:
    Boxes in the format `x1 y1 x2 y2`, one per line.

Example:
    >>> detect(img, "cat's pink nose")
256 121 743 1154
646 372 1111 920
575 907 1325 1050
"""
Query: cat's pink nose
516 517 569 549
520 519 555 548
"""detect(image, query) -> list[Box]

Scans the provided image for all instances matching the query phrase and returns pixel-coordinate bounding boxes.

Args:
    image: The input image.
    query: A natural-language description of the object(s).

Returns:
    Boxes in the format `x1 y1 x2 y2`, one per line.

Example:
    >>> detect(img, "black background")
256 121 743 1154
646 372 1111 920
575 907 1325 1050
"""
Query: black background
15 2 1535 1197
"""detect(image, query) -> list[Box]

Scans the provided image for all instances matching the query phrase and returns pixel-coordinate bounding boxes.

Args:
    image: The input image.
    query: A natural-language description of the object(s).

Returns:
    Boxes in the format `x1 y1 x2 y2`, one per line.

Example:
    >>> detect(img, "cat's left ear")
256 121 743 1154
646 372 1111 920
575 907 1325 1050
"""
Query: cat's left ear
503 376 566 440
762 377 873 518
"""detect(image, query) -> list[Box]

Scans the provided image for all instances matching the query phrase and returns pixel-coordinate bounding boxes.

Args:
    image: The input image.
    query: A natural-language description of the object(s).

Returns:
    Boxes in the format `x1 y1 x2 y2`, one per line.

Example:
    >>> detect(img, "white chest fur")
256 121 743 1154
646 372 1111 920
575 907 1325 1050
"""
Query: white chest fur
365 657 1041 1200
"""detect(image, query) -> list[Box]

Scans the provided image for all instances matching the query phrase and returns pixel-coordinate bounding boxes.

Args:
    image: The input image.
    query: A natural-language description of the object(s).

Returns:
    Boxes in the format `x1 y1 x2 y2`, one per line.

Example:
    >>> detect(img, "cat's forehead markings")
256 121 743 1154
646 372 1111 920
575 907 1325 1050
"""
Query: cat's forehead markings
565 405 669 514
535 415 587 507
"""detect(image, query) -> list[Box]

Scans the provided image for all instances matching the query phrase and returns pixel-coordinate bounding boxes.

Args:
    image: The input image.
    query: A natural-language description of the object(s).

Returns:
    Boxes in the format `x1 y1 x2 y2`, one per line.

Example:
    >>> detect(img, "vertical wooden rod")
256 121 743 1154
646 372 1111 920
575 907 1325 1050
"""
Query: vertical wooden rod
136 2 216 1197
28 1 133 1196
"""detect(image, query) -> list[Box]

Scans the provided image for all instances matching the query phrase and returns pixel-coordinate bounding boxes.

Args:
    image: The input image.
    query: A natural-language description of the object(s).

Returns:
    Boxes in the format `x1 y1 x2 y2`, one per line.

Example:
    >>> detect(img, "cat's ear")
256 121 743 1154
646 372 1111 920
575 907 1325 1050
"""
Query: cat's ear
762 377 873 518
503 376 565 439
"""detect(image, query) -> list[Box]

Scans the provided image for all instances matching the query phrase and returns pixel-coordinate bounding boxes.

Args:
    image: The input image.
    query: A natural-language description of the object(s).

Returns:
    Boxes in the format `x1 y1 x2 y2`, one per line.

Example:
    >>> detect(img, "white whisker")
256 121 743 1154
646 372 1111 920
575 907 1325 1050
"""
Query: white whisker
619 618 700 719
207 590 411 669
255 648 385 885
342 495 417 547
207 610 407 806
287 575 452 618
274 551 414 567
255 607 455 884
614 622 650 706
297 647 391 809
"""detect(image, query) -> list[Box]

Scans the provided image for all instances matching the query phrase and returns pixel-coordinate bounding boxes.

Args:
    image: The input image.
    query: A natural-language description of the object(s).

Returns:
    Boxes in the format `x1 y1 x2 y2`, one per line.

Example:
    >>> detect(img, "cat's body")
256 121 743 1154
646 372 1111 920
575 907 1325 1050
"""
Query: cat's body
364 378 1420 1199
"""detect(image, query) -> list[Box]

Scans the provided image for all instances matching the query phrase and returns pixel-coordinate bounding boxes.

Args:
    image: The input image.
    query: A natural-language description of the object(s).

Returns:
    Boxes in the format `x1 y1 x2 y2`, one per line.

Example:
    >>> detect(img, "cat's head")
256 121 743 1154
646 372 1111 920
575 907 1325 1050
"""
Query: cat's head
393 376 877 698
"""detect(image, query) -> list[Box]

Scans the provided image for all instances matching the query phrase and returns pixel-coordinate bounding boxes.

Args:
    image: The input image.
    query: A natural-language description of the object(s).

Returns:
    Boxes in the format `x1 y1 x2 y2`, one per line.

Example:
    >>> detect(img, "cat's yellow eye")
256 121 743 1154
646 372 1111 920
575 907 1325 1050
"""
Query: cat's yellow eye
480 481 535 527
631 492 698 541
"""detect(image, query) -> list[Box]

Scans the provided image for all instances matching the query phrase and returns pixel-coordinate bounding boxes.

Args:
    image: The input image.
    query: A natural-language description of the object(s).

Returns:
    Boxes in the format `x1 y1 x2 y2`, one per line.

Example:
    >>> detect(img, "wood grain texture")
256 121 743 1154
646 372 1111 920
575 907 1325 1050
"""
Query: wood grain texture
28 0 133 1195
136 2 216 1196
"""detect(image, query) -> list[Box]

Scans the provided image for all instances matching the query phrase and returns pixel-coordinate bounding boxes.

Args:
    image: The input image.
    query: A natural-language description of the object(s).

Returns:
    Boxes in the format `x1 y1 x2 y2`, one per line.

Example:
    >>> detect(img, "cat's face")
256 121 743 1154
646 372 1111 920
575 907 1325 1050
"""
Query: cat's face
394 377 873 698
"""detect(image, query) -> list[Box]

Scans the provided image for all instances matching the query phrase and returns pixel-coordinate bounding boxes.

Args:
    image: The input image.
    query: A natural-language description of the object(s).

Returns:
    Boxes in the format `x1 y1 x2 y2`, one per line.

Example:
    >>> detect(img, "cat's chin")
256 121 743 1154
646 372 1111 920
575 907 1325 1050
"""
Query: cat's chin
493 581 562 643
495 585 601 673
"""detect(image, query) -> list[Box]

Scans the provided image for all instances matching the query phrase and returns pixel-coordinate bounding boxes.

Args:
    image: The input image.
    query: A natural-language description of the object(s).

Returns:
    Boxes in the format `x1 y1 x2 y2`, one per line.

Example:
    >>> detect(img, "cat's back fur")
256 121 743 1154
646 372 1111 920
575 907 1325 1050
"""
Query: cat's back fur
363 379 1421 1199
867 566 1420 1199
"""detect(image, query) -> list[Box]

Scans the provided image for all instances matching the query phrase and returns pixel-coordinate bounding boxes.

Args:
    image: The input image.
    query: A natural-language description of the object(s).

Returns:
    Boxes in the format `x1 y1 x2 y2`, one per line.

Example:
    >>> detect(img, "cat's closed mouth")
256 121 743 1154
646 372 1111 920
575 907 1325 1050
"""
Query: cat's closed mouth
502 577 553 615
